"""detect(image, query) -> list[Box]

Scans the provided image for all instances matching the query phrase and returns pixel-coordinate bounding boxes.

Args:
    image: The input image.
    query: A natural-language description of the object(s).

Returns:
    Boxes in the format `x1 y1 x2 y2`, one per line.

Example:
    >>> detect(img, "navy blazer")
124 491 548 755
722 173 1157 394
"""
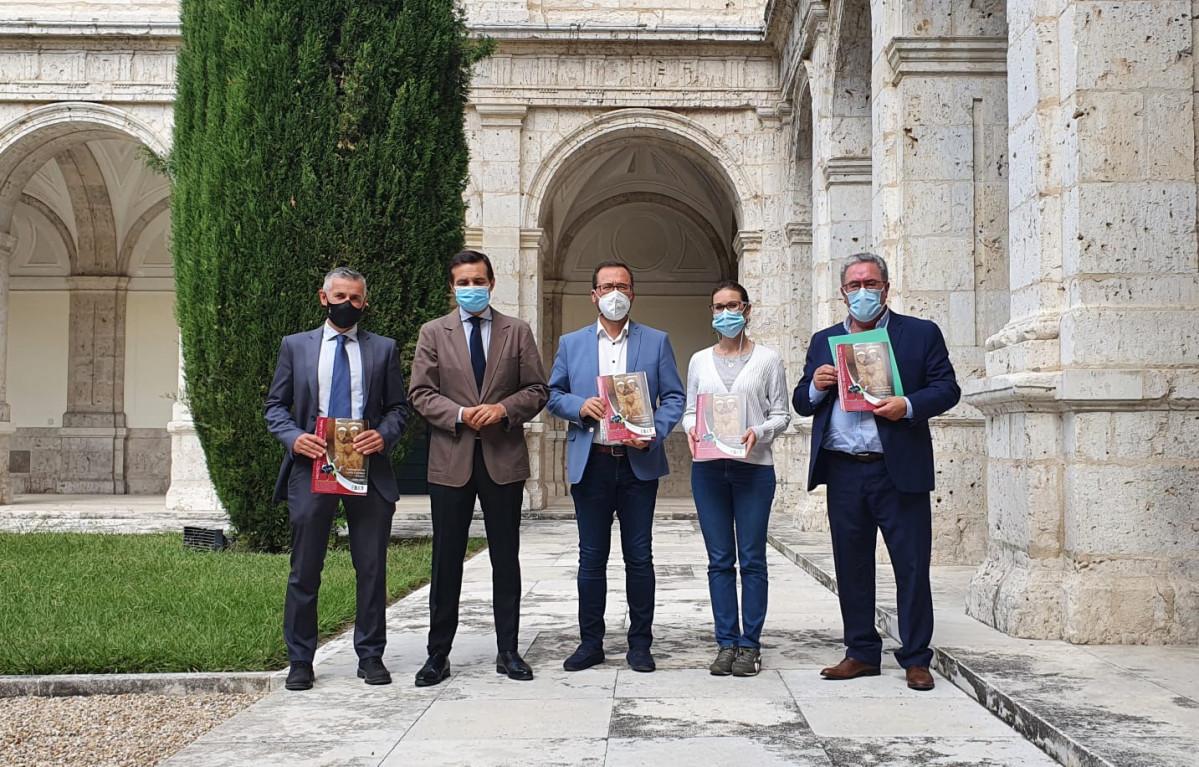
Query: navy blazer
793 311 960 494
546 321 686 484
264 327 410 504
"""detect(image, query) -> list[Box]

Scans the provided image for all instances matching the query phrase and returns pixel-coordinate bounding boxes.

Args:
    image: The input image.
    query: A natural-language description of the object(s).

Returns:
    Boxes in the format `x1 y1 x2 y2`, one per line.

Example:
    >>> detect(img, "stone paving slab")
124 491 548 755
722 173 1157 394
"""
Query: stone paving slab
767 523 1199 767
163 519 1061 767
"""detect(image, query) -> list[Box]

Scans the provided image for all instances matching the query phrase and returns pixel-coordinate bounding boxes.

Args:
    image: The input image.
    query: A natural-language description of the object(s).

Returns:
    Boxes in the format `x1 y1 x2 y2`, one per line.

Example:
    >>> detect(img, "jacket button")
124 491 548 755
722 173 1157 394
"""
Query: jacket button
587 427 594 433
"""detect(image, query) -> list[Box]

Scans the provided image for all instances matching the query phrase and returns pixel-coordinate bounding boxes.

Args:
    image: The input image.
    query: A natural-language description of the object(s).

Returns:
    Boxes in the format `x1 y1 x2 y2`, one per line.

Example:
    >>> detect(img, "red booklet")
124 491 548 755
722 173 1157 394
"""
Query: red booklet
311 417 370 495
693 392 748 459
597 372 656 441
827 328 904 412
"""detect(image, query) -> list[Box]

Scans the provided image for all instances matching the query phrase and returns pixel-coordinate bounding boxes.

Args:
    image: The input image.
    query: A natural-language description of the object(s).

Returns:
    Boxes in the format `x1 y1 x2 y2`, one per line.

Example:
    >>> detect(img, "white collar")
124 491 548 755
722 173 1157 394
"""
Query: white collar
323 323 359 342
595 318 630 342
459 306 494 323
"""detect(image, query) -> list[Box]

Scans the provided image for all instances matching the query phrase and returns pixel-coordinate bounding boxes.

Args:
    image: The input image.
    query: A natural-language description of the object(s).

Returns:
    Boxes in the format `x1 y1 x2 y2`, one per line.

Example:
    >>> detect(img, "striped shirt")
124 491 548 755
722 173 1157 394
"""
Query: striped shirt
682 343 791 466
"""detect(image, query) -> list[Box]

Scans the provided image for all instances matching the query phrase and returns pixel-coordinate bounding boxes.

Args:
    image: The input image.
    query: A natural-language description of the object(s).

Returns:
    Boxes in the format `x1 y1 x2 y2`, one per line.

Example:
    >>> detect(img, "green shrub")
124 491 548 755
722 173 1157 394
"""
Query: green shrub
172 0 487 550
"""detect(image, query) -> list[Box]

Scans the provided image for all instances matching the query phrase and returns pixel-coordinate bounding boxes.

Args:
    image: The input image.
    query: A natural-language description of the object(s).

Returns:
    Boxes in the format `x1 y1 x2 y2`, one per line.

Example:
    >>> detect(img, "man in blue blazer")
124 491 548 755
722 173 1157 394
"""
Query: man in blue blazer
265 267 409 691
793 253 959 691
547 261 686 673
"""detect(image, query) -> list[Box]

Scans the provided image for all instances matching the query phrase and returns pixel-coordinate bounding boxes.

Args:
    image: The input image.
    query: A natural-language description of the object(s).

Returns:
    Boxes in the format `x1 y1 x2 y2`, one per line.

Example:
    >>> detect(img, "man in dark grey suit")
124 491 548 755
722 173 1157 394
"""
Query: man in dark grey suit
265 267 409 691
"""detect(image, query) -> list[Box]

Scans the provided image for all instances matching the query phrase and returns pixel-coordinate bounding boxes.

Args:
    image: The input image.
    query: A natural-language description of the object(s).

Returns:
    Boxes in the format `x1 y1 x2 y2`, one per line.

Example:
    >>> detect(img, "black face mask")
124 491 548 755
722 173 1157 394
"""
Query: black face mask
326 300 364 329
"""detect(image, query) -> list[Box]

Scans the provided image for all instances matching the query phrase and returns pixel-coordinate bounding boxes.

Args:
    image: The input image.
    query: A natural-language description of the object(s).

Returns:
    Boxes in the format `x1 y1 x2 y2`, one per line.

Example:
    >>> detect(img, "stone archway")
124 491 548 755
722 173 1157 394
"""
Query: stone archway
0 105 174 499
529 114 747 501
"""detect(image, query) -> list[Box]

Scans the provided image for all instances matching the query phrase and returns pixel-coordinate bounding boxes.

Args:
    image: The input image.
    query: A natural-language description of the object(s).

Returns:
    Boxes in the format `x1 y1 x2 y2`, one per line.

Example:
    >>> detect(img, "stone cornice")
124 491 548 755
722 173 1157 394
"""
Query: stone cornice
785 222 813 245
962 370 1199 414
820 156 871 186
885 36 1007 84
0 20 180 42
470 23 765 44
475 104 527 127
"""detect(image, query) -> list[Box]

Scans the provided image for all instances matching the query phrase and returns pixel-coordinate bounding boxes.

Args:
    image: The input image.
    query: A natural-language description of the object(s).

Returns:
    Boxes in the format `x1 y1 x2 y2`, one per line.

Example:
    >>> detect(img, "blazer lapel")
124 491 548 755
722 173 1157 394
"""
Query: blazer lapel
357 329 374 410
625 321 643 374
481 310 511 399
307 327 323 411
442 311 475 405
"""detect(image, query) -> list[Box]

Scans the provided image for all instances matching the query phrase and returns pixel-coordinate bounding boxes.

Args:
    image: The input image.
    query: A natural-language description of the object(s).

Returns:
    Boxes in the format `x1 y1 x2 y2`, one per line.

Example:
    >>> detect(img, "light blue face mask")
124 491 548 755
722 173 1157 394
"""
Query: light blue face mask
846 288 884 323
455 286 490 313
711 309 747 338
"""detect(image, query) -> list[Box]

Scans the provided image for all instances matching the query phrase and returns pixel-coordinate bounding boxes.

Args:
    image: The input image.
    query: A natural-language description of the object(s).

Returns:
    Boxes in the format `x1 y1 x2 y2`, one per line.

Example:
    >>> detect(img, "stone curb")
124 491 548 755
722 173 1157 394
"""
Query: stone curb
0 671 283 699
767 531 1103 767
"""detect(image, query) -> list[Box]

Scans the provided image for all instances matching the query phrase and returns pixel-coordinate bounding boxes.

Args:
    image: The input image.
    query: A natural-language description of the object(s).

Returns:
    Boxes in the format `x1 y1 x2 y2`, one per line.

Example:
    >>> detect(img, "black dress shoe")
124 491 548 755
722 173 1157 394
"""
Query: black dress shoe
285 661 314 691
563 645 605 672
357 656 392 685
496 651 534 681
627 647 656 673
415 652 451 687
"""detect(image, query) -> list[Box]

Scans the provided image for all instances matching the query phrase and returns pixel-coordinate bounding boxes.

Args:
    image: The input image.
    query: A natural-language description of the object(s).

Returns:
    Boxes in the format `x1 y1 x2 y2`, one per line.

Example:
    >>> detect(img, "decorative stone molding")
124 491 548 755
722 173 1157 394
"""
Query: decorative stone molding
733 230 763 257
819 155 871 186
884 37 1007 84
475 104 527 128
464 226 484 250
962 369 1199 415
984 312 1061 351
470 24 764 43
785 222 813 244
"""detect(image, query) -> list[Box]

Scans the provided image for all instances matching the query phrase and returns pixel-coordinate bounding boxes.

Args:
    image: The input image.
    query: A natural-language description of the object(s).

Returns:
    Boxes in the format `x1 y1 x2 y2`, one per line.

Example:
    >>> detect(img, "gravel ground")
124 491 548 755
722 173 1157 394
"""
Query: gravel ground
0 692 261 766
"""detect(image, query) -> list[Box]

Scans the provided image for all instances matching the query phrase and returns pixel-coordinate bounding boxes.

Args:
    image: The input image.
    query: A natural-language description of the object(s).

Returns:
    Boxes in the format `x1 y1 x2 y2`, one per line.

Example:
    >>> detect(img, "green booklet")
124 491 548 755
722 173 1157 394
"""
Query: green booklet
827 328 904 411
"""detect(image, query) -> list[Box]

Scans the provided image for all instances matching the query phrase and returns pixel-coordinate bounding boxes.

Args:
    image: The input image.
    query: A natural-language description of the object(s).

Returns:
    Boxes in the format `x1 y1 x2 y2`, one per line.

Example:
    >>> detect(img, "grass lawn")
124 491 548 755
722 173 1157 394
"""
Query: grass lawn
0 533 485 675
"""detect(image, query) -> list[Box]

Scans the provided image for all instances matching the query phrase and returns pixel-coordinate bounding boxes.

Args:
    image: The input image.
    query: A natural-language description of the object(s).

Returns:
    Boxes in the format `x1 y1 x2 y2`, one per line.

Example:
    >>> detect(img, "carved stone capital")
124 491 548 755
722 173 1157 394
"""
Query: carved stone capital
785 222 813 245
475 104 527 128
820 156 871 186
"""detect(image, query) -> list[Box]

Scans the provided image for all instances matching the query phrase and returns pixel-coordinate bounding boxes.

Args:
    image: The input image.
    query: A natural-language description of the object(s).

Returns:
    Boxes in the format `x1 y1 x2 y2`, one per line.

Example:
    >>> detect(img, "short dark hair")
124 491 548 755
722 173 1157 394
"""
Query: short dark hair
449 250 494 282
711 279 750 304
592 261 634 290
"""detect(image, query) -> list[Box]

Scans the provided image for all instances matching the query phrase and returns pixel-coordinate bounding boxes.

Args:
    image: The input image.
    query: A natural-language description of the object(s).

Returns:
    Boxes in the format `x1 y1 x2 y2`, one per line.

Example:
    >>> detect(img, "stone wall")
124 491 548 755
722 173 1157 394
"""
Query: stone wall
9 426 168 494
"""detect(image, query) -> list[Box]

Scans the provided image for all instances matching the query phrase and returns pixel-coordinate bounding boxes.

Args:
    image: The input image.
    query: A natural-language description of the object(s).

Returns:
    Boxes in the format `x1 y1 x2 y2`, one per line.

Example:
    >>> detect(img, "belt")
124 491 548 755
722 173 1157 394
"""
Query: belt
592 444 627 457
829 450 884 463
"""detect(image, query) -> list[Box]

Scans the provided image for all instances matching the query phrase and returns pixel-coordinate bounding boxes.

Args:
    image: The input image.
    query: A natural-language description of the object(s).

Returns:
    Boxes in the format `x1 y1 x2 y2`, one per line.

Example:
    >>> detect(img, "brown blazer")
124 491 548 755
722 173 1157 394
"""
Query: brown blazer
408 308 549 487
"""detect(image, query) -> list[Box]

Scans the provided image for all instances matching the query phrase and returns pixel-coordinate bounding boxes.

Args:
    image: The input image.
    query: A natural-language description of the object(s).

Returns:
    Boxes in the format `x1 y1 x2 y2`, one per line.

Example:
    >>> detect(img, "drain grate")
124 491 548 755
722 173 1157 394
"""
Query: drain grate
183 526 228 551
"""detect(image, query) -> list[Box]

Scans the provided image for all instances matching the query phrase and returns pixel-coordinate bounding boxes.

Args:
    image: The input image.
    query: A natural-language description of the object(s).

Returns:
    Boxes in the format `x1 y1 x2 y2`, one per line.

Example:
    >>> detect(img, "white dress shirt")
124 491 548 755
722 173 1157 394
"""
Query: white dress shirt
594 318 630 445
317 323 364 419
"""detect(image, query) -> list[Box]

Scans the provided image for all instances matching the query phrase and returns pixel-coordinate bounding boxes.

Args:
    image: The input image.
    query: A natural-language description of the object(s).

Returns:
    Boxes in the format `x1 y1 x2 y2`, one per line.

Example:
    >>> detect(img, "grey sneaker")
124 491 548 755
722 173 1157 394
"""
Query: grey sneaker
731 647 761 677
709 646 738 676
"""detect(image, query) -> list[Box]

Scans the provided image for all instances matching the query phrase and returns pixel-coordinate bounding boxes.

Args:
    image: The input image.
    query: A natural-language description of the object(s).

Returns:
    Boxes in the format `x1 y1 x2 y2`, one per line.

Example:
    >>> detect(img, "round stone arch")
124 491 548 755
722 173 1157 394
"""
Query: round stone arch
523 108 761 235
0 103 170 233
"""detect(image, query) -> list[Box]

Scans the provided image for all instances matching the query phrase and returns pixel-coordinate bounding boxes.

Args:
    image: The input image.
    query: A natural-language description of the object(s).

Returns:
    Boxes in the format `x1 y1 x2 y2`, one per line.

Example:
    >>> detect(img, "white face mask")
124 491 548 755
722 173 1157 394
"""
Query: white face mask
597 290 631 322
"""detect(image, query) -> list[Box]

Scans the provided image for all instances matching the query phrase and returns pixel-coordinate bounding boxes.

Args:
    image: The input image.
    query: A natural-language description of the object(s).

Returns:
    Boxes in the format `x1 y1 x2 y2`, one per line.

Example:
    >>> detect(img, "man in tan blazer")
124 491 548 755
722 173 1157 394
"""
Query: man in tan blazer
408 250 549 686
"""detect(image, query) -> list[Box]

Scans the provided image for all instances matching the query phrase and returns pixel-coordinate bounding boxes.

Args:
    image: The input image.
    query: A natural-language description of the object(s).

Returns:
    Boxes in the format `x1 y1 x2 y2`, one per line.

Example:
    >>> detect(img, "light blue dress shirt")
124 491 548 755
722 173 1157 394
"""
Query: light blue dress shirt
456 306 493 423
317 323 364 419
808 310 913 454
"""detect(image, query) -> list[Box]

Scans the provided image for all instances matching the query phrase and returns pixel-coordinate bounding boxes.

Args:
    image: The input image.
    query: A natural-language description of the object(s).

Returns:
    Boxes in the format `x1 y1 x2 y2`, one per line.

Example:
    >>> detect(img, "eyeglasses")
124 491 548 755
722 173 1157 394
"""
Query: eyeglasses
841 280 885 293
595 283 633 295
710 301 748 313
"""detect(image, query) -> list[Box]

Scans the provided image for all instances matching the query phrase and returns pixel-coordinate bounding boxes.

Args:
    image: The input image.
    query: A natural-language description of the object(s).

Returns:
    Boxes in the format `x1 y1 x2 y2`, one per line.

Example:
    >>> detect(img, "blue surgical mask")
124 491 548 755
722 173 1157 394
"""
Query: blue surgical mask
455 286 490 313
846 288 884 323
711 310 747 338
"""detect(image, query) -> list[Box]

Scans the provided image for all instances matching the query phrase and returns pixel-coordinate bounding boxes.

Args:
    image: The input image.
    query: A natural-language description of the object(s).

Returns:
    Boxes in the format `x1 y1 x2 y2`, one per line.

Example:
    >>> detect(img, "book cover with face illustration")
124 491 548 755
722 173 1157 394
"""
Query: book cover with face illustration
827 328 905 412
694 392 748 459
597 372 656 442
311 418 370 495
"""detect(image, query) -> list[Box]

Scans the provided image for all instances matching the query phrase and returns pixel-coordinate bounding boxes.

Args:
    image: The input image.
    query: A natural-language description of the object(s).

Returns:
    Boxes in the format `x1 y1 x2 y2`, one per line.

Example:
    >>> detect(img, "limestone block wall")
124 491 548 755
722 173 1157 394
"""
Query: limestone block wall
465 0 768 28
8 426 167 493
4 2 180 23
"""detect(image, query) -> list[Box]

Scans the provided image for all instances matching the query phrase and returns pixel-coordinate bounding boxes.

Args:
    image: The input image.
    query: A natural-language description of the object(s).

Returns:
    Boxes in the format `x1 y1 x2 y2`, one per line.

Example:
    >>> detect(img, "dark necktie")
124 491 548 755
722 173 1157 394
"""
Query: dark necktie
330 334 352 418
469 316 486 392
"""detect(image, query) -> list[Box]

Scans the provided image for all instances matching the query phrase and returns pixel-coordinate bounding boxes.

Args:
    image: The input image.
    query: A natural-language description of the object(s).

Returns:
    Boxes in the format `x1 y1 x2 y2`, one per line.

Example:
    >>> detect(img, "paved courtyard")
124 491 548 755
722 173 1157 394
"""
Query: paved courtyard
164 519 1056 767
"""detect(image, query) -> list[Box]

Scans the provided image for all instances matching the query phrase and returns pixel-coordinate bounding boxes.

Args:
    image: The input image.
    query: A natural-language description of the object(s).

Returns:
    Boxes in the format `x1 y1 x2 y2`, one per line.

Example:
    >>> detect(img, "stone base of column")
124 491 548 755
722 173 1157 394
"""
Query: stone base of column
0 420 14 504
930 419 987 566
57 427 126 494
164 419 221 512
966 549 1066 639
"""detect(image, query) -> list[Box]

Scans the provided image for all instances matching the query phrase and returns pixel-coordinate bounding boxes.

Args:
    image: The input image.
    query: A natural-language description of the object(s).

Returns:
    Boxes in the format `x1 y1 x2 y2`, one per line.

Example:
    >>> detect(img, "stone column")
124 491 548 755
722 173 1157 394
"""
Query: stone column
474 104 527 315
871 24 1007 565
965 0 1199 643
58 275 129 494
0 233 15 504
165 339 221 513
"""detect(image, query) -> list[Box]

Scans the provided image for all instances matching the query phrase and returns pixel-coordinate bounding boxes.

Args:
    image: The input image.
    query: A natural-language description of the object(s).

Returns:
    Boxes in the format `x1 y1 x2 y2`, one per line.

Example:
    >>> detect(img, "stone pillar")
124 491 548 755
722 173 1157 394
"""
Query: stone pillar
474 104 527 315
165 339 221 513
871 25 1007 565
58 275 129 494
0 233 14 504
965 0 1199 643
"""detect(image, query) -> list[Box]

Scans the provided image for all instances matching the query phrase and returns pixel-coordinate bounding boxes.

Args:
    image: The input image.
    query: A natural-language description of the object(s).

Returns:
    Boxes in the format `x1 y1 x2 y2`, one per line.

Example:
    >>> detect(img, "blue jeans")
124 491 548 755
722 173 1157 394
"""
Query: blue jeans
692 459 776 648
570 449 659 650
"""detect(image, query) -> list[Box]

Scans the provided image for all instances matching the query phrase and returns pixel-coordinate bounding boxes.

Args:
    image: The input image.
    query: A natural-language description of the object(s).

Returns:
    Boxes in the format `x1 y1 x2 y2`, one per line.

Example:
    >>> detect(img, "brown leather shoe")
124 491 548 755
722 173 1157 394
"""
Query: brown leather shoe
906 665 935 690
820 657 881 680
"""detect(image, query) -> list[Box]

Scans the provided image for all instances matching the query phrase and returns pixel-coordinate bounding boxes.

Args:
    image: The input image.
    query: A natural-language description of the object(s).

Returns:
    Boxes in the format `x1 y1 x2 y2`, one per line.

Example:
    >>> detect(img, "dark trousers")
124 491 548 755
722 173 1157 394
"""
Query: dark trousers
285 460 395 663
826 452 934 668
692 459 776 649
427 440 524 655
570 447 659 651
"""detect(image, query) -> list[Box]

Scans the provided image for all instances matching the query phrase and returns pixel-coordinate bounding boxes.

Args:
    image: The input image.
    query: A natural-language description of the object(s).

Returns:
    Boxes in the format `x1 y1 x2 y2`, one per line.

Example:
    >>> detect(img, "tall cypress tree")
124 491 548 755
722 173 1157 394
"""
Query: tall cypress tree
172 0 485 550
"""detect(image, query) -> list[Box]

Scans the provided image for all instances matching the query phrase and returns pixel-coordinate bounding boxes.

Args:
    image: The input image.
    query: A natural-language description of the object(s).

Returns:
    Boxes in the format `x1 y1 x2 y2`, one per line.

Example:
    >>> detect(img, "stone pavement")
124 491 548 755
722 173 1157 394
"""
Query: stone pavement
164 519 1056 767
